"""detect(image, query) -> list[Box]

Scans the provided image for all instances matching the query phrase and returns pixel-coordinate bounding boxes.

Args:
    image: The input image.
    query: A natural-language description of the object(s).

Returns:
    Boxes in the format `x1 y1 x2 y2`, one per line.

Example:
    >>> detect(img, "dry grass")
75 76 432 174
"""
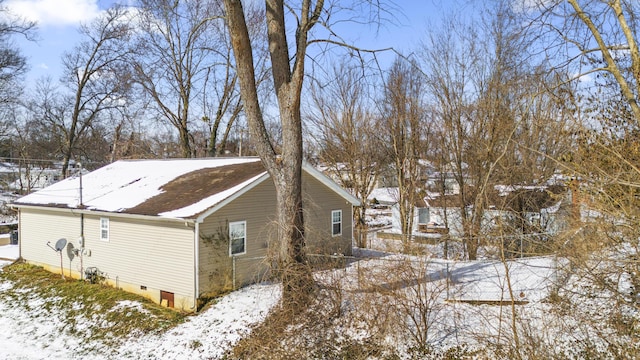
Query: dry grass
0 261 185 347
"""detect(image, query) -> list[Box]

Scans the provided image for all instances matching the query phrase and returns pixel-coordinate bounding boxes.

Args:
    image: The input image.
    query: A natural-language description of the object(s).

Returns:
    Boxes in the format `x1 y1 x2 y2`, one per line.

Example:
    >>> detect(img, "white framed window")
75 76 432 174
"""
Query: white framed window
331 210 342 237
100 217 109 241
229 221 246 256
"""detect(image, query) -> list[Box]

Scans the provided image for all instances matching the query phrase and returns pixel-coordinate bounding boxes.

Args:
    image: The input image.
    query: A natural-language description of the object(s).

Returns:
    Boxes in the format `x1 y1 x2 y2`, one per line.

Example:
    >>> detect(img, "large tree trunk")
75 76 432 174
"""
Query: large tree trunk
224 0 315 306
273 159 311 302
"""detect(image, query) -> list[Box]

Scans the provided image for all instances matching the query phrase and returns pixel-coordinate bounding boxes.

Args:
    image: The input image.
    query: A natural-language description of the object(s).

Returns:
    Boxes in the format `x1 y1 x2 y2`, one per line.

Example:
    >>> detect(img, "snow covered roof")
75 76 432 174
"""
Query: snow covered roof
368 187 399 205
13 158 269 220
13 157 360 221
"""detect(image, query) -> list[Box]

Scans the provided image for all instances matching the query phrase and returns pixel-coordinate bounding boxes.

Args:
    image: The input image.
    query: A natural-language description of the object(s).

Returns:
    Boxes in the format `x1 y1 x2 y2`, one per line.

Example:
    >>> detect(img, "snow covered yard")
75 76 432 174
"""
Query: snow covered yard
309 251 561 356
0 282 280 359
113 283 281 360
0 244 18 262
0 247 281 360
1 242 639 359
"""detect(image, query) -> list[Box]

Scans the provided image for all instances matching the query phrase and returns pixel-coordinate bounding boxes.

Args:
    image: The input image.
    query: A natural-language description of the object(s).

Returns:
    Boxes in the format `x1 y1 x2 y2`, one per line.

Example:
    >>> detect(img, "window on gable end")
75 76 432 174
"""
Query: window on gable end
229 221 246 256
331 210 342 237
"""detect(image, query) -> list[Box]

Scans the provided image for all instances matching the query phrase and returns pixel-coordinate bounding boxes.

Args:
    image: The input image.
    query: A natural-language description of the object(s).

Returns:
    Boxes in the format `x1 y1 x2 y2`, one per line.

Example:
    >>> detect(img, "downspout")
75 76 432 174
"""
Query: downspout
17 209 21 259
349 203 358 256
351 201 355 253
79 163 84 280
194 220 200 311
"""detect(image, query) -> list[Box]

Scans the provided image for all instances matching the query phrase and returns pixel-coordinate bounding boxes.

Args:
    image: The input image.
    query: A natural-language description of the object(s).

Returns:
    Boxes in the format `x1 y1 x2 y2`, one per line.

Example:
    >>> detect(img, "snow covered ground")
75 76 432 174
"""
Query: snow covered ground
0 284 281 360
0 244 281 359
0 244 18 271
0 244 18 259
1 237 637 359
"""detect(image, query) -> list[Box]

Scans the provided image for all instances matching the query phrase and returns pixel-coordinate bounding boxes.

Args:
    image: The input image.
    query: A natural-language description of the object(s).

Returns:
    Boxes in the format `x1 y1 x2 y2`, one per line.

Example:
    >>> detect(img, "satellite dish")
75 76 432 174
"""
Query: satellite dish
66 242 76 261
54 238 67 252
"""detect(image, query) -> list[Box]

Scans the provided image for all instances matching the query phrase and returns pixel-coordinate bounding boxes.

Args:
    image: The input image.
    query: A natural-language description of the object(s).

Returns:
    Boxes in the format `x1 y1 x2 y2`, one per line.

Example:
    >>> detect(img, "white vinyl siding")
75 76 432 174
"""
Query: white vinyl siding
229 221 246 256
19 209 196 302
83 216 195 299
332 210 342 236
19 209 81 269
100 217 109 241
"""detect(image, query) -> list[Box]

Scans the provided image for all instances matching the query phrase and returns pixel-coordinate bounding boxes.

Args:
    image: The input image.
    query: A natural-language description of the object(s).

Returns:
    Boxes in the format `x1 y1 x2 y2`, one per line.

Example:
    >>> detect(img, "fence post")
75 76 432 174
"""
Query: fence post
446 262 450 300
232 255 236 290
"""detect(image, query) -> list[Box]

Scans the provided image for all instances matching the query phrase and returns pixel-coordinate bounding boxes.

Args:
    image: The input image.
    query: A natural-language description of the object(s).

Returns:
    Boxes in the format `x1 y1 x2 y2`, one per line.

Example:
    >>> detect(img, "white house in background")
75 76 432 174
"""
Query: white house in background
424 184 568 238
13 158 360 311
390 199 434 234
9 167 62 192
375 179 569 238
425 161 471 196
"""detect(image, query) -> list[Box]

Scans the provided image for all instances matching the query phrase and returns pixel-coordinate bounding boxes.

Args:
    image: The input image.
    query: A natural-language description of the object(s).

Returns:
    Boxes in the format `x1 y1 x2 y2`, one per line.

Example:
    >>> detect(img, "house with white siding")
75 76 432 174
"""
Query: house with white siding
12 157 359 311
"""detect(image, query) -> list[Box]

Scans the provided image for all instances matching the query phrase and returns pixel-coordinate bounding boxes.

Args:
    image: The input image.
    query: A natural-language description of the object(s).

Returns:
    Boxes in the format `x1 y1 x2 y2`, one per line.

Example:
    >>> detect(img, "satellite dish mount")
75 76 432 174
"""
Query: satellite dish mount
47 238 67 279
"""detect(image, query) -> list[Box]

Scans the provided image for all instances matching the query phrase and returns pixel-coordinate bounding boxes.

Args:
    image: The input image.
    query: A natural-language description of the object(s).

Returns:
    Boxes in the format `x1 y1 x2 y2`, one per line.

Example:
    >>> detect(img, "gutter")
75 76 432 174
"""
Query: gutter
11 204 196 225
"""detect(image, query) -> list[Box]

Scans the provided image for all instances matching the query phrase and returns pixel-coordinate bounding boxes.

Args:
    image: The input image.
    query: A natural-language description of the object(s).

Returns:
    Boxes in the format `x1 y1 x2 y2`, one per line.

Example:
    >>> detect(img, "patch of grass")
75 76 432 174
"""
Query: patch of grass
0 261 185 348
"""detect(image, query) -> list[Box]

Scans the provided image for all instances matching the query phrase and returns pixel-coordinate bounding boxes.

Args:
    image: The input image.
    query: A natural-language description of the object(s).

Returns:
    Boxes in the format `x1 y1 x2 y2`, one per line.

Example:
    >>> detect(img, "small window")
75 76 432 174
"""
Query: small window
100 217 109 241
331 210 342 236
418 207 430 224
229 221 246 256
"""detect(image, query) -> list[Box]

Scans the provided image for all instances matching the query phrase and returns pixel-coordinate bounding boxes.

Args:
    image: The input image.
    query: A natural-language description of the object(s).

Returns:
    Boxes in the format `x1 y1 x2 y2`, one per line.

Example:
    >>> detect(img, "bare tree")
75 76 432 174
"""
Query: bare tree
519 0 639 122
0 0 35 105
200 2 269 157
29 6 134 177
421 3 575 259
223 0 318 301
224 0 392 302
133 0 229 158
308 62 382 248
379 58 429 245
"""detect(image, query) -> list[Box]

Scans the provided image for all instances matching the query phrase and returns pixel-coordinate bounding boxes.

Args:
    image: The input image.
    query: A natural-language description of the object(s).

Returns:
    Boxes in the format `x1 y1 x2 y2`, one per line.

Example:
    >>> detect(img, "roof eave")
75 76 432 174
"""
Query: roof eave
12 203 197 224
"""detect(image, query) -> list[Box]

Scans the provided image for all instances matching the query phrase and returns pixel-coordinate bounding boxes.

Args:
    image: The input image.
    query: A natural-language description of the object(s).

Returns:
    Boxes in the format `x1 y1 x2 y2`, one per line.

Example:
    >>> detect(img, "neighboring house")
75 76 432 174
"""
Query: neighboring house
9 167 62 192
425 184 568 238
316 162 383 191
12 158 359 311
390 198 436 234
316 162 353 188
379 181 569 239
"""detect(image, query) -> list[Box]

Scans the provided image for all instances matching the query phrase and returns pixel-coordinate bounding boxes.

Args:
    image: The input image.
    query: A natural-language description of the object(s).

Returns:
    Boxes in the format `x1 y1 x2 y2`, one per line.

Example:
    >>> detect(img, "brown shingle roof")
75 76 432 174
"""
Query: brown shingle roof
123 161 266 217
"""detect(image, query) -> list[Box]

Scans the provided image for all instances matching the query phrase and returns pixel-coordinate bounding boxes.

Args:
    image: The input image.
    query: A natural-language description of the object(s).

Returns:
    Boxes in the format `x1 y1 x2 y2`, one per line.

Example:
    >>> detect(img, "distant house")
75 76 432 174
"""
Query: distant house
425 184 568 238
390 198 436 234
12 158 359 311
8 167 62 193
376 180 569 241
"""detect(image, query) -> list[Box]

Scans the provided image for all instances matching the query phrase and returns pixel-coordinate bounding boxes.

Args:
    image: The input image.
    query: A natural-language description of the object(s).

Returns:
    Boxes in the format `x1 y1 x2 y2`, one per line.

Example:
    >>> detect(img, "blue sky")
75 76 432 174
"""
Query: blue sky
8 0 123 85
8 0 450 88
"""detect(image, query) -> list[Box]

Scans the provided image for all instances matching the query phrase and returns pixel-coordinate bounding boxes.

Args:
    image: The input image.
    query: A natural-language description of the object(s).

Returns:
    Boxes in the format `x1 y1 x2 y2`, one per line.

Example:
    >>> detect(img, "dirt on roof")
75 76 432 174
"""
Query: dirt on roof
124 161 266 218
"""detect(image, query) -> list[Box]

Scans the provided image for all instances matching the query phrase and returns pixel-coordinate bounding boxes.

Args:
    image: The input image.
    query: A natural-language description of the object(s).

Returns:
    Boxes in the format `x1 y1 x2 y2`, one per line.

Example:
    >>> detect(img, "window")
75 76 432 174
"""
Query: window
418 207 430 224
229 221 246 256
100 217 109 241
331 210 342 236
